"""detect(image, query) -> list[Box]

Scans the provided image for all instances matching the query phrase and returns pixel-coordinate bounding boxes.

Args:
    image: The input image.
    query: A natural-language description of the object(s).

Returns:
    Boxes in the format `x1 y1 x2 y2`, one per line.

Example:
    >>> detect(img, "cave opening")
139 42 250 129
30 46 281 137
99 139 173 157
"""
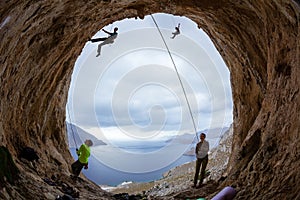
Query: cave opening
1 1 299 199
66 13 233 186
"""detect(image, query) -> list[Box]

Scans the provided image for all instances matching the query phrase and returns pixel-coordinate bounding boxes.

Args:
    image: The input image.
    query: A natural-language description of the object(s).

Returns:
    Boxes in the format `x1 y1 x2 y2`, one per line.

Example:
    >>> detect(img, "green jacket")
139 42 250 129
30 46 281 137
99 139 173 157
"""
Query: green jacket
77 144 90 164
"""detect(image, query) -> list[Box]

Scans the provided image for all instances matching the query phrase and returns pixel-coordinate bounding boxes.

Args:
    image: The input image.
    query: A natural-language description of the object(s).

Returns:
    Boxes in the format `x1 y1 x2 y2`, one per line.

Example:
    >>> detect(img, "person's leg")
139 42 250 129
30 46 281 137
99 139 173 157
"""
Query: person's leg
199 156 208 185
193 158 201 187
96 43 104 57
90 37 107 42
96 40 115 57
71 160 84 177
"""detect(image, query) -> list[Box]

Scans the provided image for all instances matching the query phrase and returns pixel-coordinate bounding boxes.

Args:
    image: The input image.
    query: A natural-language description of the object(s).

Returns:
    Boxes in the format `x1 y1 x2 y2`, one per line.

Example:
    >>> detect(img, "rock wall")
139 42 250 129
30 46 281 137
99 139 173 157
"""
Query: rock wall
0 0 299 199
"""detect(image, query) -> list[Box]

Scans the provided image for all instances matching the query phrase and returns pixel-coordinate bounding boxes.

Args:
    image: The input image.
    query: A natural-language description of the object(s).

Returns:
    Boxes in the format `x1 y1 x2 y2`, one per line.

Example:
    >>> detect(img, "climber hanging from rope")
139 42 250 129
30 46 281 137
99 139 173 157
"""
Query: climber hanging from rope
88 27 119 57
150 14 198 141
170 23 180 39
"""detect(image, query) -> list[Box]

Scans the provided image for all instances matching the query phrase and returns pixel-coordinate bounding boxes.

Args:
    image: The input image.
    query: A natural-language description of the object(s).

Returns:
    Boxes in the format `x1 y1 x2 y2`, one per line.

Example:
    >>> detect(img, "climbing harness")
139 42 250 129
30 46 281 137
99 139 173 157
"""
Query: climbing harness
150 14 199 141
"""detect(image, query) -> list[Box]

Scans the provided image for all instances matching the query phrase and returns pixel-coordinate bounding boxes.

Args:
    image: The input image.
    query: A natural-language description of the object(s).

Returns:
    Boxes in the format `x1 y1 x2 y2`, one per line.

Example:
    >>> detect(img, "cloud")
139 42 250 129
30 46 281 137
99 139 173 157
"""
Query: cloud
68 13 233 140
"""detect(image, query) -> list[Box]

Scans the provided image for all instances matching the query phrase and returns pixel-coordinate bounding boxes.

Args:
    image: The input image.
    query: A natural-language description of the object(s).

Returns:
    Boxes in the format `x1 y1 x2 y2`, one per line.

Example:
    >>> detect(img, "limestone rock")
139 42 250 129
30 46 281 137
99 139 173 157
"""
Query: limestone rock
0 0 299 199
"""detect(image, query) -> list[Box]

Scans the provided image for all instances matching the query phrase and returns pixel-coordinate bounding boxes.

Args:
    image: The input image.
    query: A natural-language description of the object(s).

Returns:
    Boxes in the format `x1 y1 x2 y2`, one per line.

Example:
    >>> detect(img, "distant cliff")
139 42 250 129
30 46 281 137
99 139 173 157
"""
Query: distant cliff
183 127 230 156
66 122 107 148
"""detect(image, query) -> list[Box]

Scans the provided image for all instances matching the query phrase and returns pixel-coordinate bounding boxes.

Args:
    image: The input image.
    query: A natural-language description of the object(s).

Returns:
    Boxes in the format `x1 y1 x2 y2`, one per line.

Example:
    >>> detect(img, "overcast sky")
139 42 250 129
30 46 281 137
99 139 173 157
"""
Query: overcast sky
67 13 233 144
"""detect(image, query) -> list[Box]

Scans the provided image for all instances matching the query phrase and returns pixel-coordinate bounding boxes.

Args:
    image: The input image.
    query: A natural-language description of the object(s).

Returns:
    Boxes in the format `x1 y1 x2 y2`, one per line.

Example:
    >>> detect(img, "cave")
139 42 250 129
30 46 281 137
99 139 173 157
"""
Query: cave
0 1 299 199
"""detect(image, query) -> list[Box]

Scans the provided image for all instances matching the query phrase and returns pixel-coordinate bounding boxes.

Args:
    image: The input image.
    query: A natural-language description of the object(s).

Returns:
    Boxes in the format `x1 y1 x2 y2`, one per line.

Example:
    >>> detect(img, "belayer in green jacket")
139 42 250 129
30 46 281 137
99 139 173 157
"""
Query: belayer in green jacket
71 139 93 177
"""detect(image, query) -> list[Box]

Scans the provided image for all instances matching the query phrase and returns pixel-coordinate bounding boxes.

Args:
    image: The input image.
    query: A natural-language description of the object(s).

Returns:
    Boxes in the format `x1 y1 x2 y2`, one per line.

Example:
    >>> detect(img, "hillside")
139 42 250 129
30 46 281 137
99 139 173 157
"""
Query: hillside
66 122 107 147
110 125 233 198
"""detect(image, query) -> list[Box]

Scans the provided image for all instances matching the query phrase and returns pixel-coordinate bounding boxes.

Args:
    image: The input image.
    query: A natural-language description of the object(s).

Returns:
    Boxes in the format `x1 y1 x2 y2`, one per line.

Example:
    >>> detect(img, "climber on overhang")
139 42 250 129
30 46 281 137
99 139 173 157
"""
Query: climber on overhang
88 27 119 57
170 23 180 39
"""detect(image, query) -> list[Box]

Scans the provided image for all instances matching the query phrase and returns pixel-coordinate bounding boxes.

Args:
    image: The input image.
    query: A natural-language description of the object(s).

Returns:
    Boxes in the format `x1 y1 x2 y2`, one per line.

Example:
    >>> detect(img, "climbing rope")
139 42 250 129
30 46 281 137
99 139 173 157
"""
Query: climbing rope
67 103 78 149
171 15 177 27
150 14 199 141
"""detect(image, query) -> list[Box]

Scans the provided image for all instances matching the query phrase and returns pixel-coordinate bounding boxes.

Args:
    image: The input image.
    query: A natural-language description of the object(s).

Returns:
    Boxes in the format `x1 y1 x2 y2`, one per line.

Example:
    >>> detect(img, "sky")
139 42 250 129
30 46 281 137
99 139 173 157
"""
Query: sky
66 13 233 145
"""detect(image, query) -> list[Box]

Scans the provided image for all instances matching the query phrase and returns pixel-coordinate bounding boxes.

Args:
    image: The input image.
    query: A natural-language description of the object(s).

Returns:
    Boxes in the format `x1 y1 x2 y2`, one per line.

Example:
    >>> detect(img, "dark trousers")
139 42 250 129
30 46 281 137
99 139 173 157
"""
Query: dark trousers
71 160 85 177
90 37 108 42
193 155 208 186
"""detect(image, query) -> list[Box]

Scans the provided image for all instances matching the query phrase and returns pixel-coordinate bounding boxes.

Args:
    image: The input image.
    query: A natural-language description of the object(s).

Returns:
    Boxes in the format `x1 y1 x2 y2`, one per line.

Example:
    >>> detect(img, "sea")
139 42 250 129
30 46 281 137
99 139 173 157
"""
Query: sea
70 143 196 186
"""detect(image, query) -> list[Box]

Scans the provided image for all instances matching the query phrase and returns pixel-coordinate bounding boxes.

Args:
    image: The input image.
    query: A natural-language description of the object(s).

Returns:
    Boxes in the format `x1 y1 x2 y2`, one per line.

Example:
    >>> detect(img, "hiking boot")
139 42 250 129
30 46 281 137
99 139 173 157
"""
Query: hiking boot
196 182 203 188
70 174 77 181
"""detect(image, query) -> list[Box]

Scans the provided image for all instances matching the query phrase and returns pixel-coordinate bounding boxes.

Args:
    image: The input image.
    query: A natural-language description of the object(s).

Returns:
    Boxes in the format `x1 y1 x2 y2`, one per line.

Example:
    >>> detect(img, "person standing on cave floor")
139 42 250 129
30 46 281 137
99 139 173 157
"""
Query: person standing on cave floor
193 133 209 188
88 27 118 57
71 139 93 178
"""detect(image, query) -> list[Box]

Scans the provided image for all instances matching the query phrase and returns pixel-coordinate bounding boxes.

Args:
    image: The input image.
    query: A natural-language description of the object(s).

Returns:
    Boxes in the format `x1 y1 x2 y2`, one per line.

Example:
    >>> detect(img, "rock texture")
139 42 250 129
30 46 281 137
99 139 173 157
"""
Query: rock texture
0 0 299 199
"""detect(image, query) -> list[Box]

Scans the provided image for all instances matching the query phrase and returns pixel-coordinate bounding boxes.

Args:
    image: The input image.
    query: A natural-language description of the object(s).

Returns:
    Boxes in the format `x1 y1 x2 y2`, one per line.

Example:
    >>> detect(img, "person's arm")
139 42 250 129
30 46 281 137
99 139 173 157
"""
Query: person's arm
77 145 83 156
195 142 199 154
84 163 88 169
203 141 209 154
207 141 209 151
102 29 113 36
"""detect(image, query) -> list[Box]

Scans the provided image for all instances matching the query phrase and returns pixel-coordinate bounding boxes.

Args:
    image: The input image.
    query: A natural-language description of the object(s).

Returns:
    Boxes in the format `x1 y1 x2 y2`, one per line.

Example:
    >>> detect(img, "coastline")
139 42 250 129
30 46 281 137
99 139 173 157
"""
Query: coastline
70 147 196 186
